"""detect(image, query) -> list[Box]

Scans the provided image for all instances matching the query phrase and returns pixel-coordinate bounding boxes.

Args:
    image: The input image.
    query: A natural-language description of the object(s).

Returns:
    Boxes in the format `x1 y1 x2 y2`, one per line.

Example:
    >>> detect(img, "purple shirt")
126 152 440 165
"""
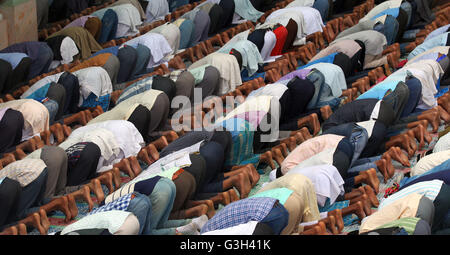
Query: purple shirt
64 16 94 29
278 68 312 82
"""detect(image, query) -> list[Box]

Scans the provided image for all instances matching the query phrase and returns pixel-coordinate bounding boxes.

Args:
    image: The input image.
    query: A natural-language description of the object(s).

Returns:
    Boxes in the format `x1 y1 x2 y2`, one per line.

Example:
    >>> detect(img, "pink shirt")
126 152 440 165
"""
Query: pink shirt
281 134 344 174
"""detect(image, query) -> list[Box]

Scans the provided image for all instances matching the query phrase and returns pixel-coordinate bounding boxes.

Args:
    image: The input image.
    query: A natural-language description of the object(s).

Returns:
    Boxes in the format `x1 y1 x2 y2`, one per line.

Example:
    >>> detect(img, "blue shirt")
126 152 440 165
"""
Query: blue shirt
371 7 400 20
0 53 29 69
357 80 400 100
298 52 338 69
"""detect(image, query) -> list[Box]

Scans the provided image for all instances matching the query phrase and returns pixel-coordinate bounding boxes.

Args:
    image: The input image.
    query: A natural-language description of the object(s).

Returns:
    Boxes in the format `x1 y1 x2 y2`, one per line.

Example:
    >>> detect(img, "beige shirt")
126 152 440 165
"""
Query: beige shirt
188 52 242 96
0 158 47 187
411 150 450 176
0 99 49 138
88 89 163 125
257 173 320 222
281 134 345 174
359 193 422 234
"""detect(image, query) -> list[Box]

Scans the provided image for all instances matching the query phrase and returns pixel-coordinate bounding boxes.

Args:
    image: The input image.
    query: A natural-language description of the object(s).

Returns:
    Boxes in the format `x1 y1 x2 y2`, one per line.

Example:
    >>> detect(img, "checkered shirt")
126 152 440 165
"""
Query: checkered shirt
89 193 133 215
201 197 277 233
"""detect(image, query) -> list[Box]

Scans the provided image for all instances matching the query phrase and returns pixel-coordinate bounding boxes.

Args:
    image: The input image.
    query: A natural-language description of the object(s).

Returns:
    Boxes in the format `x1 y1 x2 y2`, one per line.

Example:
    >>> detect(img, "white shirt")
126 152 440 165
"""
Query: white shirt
59 128 121 173
411 150 450 176
286 6 324 35
70 120 145 158
60 37 79 64
73 66 113 104
124 32 173 68
287 164 345 207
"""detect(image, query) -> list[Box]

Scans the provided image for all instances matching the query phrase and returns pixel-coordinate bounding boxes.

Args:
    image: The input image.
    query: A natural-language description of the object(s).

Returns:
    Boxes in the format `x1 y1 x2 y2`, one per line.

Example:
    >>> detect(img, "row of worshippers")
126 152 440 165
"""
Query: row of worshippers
0 0 446 235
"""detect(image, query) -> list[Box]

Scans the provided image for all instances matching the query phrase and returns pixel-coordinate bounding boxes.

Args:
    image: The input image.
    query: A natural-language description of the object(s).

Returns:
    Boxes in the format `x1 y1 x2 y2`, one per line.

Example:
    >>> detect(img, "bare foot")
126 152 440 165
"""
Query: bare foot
271 148 285 167
71 185 94 212
259 151 276 170
320 105 333 121
327 209 344 232
358 168 380 193
66 194 79 220
88 179 105 204
363 185 379 207
128 156 142 177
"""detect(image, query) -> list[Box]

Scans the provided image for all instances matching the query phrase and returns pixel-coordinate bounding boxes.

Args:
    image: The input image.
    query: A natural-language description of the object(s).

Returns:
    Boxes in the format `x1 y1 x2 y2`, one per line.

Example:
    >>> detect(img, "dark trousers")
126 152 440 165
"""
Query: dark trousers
432 184 450 234
0 109 24 155
199 141 225 193
46 82 67 121
401 77 422 118
127 104 152 143
18 168 48 220
99 9 118 44
29 44 54 79
57 72 81 115
0 59 12 95
117 46 138 83
7 57 32 94
66 142 101 186
0 178 22 230
184 154 207 199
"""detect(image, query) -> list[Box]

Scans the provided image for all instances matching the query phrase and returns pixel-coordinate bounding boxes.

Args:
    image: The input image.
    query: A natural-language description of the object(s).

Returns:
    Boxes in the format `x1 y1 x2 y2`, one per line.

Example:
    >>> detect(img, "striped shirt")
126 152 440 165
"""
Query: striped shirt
0 159 47 187
379 180 443 210
378 217 421 235
201 197 277 234
117 76 153 105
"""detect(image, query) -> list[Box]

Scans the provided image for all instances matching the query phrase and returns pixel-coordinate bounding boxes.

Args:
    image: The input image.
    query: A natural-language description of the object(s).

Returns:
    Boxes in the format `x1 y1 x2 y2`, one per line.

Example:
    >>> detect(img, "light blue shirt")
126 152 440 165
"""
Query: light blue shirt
357 80 400 100
0 53 29 69
408 32 450 60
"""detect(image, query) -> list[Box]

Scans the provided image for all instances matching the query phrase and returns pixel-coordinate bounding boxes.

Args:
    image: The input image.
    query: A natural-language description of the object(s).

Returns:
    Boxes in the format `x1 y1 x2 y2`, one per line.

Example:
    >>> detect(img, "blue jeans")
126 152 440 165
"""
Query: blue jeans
127 192 152 235
260 202 289 235
99 9 118 44
18 168 48 219
322 122 369 166
400 1 412 29
149 178 191 235
385 15 399 45
347 155 381 174
43 99 59 125
312 0 329 21
401 77 422 118
306 70 341 110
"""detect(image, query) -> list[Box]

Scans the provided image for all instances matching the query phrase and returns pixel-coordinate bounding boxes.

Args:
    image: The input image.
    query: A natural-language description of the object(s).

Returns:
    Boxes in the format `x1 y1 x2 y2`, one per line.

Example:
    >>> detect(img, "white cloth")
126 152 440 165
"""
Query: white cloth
61 210 134 235
433 133 450 153
286 6 324 35
73 66 113 103
247 83 288 100
70 120 145 158
261 30 277 61
286 0 315 8
124 32 173 68
60 37 79 64
360 0 403 22
265 8 306 40
145 0 169 23
149 23 181 55
385 59 443 109
93 4 142 36
287 164 345 207
411 150 450 176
